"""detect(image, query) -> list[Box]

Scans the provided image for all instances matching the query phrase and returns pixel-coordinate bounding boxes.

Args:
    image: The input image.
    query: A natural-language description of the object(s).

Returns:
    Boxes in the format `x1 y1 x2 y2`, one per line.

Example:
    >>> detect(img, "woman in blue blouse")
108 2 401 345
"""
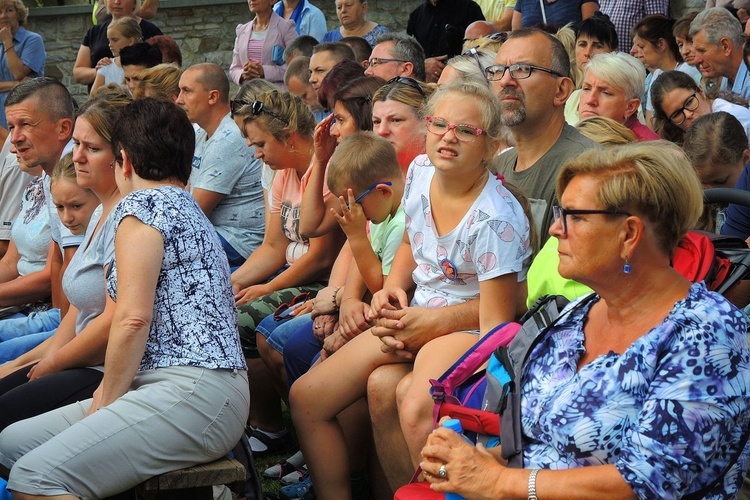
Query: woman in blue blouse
418 143 750 499
0 0 44 129
0 99 249 499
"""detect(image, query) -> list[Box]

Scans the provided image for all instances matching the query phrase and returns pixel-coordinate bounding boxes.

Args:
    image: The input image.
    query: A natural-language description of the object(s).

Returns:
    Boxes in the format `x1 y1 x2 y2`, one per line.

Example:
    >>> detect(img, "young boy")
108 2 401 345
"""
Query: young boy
327 131 406 308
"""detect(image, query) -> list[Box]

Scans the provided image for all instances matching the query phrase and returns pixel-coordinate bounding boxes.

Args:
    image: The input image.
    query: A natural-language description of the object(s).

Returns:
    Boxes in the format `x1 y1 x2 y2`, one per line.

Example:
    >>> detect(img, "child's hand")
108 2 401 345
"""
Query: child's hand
368 286 408 320
339 298 371 340
332 190 368 240
313 115 336 167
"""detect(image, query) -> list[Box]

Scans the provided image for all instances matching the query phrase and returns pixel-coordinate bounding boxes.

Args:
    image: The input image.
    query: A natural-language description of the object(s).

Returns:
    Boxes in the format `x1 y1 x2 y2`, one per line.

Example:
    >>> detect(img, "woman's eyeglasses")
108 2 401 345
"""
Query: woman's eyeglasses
387 76 426 97
230 99 289 125
668 92 699 125
425 116 486 143
552 206 631 234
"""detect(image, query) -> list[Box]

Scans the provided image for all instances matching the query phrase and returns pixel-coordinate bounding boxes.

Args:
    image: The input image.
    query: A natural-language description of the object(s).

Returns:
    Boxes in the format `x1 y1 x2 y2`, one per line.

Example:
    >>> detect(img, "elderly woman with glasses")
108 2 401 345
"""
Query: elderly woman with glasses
651 69 750 145
415 142 750 500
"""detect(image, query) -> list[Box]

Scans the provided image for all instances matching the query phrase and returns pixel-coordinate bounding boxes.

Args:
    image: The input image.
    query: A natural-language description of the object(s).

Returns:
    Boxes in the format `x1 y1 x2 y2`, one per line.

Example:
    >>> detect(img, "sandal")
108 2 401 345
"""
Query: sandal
246 426 289 457
280 473 314 500
264 460 303 480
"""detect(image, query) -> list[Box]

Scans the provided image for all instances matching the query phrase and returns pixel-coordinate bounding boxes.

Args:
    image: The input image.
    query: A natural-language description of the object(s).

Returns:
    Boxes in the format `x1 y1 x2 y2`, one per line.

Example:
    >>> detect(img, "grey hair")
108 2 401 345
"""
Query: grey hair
584 52 646 100
507 28 571 78
374 32 426 81
446 49 497 87
689 7 743 48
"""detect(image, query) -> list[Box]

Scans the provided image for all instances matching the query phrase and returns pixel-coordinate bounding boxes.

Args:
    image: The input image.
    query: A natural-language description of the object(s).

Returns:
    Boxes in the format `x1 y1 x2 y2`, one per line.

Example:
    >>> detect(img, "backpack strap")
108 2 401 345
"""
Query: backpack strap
502 293 597 468
429 322 521 430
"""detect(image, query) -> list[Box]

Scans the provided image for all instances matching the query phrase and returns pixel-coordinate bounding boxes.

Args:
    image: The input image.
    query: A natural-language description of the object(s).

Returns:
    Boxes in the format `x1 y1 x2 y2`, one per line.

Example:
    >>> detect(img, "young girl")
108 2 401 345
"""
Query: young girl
0 154 99 364
91 17 142 95
290 81 532 499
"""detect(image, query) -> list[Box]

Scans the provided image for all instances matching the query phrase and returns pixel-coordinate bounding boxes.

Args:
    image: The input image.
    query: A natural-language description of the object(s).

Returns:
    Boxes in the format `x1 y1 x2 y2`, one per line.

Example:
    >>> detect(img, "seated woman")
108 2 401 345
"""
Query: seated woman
651 70 750 145
419 143 750 499
322 0 387 46
0 98 249 499
230 89 344 450
0 90 128 432
290 81 532 499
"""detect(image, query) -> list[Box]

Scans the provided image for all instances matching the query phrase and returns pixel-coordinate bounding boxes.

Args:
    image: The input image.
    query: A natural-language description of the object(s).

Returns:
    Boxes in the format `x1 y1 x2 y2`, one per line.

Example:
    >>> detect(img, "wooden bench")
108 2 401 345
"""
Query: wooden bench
106 455 246 500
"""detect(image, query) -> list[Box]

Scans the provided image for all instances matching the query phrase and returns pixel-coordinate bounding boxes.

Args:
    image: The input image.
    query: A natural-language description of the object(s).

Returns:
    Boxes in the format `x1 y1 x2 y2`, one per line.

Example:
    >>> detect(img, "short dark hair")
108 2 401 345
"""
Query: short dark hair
120 42 163 69
507 28 571 77
312 42 356 64
146 35 182 67
283 35 319 61
113 98 194 185
632 15 681 63
189 63 230 103
332 76 385 131
574 12 618 51
340 36 372 64
6 77 74 122
317 60 365 110
374 33 426 81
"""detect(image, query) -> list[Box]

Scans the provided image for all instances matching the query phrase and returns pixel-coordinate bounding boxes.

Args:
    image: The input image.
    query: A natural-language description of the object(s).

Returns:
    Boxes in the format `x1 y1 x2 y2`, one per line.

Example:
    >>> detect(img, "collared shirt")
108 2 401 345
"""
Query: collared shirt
732 60 750 102
273 0 327 42
0 27 45 128
599 0 668 53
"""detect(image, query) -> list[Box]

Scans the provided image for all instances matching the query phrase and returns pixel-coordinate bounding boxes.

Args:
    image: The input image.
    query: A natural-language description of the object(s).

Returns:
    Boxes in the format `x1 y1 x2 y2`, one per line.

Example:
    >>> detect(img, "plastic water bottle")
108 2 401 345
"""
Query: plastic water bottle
441 418 472 500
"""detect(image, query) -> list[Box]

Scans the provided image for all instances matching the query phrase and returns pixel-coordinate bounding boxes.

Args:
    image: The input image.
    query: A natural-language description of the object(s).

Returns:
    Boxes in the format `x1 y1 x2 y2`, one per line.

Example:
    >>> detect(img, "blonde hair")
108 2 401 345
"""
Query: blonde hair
50 154 96 202
133 64 182 101
425 81 503 142
107 17 142 42
555 23 580 88
372 78 434 119
557 142 703 255
575 116 637 147
327 132 402 195
238 90 316 143
0 0 27 25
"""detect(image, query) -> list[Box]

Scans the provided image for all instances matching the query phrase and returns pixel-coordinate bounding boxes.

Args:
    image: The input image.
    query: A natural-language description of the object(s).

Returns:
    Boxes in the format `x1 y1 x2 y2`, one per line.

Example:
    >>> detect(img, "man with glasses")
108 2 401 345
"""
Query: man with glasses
176 63 265 268
487 28 599 244
364 32 426 81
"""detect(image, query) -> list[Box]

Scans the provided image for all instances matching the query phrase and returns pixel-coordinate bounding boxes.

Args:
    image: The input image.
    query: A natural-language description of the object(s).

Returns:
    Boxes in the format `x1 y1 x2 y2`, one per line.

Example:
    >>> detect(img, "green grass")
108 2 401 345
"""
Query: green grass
253 404 300 499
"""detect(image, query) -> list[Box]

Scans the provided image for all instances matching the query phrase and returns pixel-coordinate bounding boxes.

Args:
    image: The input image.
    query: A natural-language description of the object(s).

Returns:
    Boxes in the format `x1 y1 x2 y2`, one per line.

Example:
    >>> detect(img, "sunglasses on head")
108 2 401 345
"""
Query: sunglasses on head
230 99 289 125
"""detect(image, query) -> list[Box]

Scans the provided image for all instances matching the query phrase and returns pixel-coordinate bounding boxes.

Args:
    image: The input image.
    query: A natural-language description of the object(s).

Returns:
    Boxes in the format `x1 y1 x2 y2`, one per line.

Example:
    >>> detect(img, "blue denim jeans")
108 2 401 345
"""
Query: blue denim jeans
0 309 61 364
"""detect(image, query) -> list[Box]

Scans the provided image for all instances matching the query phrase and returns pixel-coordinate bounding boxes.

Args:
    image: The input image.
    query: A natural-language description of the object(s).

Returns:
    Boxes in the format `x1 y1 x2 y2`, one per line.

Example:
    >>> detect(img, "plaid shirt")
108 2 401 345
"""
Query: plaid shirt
599 0 668 53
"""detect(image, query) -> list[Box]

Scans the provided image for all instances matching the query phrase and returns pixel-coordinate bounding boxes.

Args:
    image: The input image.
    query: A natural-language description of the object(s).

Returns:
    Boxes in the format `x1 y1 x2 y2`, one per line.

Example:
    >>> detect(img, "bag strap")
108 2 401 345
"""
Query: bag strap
503 293 597 468
429 322 521 428
681 424 750 500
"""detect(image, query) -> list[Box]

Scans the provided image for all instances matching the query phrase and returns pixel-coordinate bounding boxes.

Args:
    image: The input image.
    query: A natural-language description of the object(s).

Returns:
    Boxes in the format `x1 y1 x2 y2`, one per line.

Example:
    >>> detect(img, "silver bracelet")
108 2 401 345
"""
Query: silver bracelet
528 468 540 500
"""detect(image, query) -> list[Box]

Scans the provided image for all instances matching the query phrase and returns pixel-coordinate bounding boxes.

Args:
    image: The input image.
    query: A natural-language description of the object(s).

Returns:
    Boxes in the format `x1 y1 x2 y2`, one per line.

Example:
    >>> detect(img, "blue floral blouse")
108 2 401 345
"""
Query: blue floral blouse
107 186 247 372
521 282 750 499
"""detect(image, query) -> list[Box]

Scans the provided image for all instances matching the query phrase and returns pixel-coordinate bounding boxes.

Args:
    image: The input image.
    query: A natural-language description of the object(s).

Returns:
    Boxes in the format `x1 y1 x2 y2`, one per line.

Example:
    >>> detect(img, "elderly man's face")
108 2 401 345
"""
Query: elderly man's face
578 71 637 123
491 34 561 128
691 30 733 79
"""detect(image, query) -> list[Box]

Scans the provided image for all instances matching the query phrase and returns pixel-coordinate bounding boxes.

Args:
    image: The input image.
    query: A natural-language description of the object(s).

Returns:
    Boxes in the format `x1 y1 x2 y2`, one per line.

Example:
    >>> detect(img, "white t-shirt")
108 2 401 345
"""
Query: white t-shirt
403 154 532 309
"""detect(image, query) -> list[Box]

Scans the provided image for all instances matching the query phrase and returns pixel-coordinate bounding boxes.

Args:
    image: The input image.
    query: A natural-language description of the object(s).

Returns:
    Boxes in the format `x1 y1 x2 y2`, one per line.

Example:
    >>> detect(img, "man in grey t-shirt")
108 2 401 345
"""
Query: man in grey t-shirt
488 28 600 245
176 63 265 268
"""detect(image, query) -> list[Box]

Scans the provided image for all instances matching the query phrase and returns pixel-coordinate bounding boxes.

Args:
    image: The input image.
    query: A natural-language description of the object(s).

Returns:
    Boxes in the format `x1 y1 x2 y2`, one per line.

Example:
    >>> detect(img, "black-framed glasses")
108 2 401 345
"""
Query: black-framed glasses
354 181 393 205
485 63 564 81
425 116 486 142
230 99 289 125
463 47 484 75
387 76 426 97
368 57 408 68
552 206 631 234
668 92 700 125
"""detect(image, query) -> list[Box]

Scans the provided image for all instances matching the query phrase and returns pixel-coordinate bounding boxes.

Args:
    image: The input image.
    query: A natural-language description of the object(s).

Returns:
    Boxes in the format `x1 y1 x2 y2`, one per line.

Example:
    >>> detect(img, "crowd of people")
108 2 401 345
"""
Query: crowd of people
0 1 747 500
